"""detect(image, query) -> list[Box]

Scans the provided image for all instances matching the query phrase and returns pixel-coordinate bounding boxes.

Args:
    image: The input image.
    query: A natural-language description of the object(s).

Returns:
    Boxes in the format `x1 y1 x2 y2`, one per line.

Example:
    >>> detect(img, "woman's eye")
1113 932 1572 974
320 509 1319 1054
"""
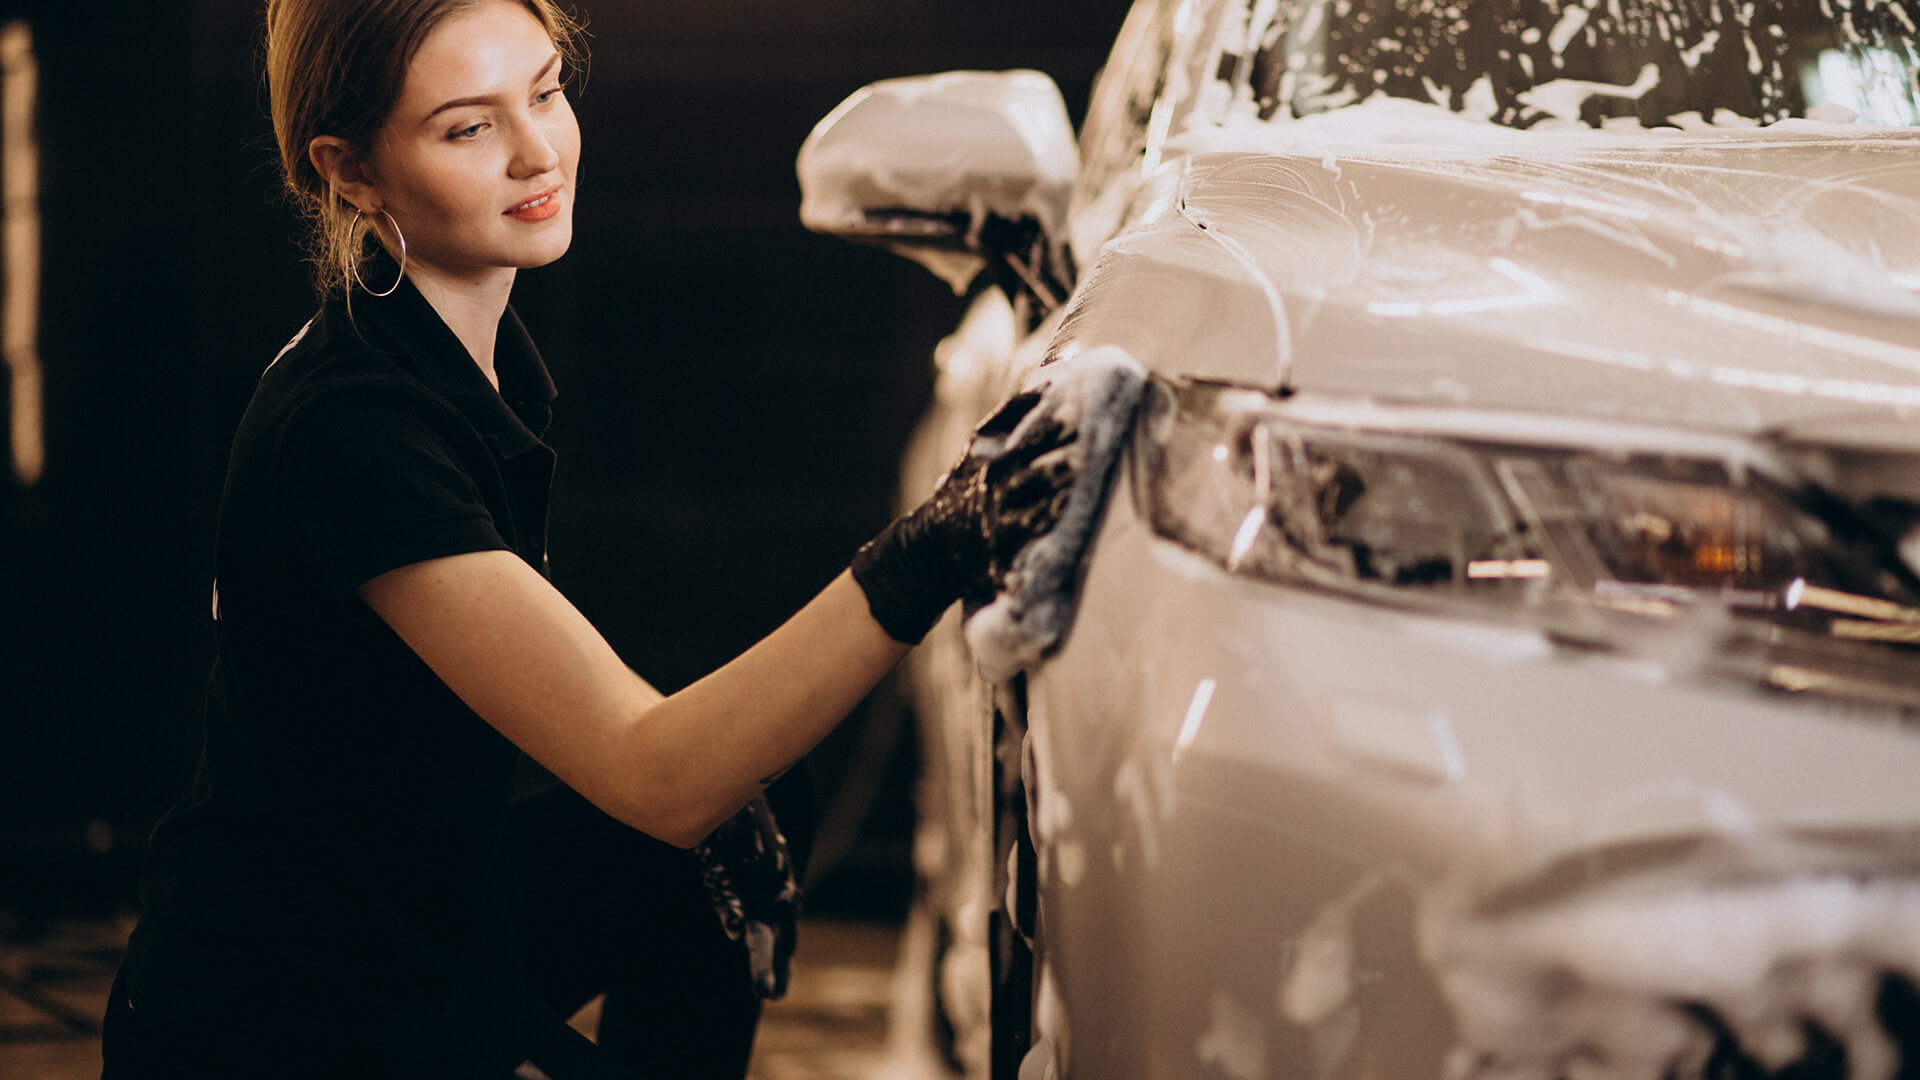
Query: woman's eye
535 86 563 105
448 122 486 141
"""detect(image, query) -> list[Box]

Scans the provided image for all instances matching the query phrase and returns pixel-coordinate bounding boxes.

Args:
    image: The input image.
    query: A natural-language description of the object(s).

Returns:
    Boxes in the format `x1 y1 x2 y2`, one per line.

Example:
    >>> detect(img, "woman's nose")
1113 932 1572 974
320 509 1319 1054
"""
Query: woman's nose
510 121 562 178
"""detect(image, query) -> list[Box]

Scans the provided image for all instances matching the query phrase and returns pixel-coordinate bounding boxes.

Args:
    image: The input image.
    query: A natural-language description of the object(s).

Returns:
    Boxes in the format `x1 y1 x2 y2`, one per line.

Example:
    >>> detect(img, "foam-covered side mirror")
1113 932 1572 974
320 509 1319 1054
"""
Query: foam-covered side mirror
798 70 1079 306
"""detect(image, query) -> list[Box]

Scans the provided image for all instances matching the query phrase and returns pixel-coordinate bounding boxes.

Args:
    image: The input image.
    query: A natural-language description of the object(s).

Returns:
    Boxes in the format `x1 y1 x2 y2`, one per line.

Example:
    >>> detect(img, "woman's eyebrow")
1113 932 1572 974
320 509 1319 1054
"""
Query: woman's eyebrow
421 53 562 124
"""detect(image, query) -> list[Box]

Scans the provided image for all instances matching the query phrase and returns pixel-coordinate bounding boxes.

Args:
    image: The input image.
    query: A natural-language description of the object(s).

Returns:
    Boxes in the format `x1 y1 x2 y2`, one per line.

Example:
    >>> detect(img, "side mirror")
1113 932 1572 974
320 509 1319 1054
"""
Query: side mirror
798 70 1079 313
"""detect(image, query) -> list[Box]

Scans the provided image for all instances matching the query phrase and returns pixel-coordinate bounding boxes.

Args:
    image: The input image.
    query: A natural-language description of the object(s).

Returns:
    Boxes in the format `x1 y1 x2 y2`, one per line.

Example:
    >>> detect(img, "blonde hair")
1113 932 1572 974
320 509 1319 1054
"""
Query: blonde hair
263 0 585 295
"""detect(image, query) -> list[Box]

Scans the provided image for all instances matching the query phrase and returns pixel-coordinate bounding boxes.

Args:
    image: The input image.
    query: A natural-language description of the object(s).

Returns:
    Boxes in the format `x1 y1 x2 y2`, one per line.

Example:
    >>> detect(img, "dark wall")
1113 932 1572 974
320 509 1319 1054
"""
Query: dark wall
2 4 212 865
0 0 1132 910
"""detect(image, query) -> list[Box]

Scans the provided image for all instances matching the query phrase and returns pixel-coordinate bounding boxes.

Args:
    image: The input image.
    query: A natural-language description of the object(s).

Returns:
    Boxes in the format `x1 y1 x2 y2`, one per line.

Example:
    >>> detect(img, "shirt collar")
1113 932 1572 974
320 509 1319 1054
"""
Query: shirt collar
345 255 558 459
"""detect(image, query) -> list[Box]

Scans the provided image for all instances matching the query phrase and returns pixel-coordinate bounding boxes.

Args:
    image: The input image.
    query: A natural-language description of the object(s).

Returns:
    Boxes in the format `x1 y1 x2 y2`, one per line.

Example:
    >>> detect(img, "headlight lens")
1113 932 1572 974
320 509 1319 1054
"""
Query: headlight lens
1140 381 1535 596
1136 378 1920 710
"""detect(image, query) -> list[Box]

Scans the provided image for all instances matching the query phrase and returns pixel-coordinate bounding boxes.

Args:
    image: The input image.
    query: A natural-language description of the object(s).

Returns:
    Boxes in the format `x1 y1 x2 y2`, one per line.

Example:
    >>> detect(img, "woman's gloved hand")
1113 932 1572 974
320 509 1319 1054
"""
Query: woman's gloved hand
852 350 1143 646
694 794 800 1000
850 389 1075 645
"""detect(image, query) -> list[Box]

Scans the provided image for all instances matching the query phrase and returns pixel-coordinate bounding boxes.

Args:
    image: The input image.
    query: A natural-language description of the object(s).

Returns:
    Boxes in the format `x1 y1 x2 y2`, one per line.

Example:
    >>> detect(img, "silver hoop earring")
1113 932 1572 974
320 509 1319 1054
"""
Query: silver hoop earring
349 207 408 297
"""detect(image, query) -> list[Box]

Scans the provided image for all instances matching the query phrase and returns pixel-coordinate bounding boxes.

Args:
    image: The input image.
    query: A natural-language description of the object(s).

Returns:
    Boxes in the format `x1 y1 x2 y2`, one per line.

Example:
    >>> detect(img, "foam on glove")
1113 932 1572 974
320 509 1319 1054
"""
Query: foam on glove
964 346 1146 682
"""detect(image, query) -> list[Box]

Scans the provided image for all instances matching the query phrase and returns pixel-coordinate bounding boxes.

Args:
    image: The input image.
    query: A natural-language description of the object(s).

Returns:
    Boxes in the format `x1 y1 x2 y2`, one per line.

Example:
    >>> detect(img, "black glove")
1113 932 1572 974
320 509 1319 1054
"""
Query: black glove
693 794 801 1000
851 388 1080 645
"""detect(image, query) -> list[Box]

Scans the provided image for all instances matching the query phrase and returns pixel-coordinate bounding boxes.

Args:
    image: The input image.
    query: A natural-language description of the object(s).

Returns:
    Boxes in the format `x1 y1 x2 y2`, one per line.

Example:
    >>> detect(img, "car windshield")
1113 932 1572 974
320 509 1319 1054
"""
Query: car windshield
1206 0 1920 127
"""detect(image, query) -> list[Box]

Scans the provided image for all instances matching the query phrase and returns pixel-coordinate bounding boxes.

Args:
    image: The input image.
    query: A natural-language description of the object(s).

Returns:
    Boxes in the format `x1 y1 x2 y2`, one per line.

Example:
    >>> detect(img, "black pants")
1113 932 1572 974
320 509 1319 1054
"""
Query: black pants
102 775 813 1079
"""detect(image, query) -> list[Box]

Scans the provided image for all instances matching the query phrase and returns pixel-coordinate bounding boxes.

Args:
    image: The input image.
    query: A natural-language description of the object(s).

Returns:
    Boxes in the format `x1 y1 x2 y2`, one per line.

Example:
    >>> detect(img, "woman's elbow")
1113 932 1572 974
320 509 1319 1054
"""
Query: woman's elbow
643 815 712 851
603 717 738 847
601 779 725 850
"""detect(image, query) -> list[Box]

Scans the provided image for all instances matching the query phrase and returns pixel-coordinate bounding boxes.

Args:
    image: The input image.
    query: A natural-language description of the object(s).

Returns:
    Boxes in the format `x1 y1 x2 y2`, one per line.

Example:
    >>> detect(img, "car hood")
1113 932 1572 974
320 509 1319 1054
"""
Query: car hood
1054 122 1920 442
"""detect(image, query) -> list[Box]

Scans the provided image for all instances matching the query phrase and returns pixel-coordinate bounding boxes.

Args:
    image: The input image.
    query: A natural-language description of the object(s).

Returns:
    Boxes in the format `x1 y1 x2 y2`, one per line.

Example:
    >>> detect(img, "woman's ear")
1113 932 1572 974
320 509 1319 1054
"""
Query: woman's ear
309 135 378 212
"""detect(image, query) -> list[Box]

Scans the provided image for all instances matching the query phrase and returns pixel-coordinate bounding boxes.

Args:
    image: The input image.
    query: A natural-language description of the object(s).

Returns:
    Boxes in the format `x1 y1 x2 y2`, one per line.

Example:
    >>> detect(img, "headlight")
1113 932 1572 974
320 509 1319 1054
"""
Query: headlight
1135 378 1920 710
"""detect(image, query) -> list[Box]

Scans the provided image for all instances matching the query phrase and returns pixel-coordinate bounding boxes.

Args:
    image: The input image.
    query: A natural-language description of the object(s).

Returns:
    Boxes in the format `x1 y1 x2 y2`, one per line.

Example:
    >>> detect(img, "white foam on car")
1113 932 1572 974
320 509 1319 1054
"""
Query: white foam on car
797 70 1079 295
1421 870 1920 1080
1078 91 1920 428
1168 91 1913 163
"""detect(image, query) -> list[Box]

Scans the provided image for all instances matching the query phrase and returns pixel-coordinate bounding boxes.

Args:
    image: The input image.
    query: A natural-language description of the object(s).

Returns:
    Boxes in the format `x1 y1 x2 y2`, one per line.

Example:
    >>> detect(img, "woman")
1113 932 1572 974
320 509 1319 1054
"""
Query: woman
100 1 1073 1076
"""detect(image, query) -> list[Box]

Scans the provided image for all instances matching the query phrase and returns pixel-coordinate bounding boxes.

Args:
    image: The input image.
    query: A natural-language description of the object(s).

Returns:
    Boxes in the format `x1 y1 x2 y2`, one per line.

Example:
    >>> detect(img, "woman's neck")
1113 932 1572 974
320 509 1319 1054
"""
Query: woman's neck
404 263 517 391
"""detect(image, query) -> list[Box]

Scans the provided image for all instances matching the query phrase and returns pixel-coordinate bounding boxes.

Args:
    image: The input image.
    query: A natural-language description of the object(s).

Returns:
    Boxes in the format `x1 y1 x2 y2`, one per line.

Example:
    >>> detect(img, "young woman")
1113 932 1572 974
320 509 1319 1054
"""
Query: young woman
99 1 1072 1076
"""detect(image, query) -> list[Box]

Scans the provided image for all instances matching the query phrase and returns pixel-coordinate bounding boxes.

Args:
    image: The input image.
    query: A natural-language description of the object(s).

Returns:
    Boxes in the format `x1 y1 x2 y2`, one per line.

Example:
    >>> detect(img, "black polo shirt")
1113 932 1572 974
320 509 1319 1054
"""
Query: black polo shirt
127 272 560 1049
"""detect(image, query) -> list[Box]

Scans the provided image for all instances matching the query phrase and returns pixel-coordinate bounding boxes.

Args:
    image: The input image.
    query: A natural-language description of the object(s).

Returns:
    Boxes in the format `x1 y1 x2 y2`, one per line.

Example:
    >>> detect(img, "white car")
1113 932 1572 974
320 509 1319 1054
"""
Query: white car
800 1 1920 1077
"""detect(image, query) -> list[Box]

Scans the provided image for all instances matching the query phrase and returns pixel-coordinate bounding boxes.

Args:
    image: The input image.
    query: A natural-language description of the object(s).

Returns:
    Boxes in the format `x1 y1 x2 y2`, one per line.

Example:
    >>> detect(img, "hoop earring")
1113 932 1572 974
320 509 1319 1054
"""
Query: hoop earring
350 207 408 297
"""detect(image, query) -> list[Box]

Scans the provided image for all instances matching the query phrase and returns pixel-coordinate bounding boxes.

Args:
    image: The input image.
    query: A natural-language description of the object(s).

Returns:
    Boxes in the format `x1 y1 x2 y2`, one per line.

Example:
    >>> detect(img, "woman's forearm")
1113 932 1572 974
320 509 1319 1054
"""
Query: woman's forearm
361 365 1105 847
362 552 911 847
618 570 910 846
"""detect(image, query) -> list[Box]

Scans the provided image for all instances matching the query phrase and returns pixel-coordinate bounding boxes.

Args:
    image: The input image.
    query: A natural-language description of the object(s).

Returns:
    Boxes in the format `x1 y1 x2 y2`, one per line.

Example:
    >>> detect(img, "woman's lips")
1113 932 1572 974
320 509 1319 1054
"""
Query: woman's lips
506 187 563 222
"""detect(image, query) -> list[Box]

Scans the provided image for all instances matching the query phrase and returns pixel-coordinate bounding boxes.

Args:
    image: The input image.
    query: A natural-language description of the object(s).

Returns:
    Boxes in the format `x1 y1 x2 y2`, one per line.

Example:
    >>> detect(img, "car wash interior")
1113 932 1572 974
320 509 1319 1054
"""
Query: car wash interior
0 0 1129 1075
8 0 1920 1078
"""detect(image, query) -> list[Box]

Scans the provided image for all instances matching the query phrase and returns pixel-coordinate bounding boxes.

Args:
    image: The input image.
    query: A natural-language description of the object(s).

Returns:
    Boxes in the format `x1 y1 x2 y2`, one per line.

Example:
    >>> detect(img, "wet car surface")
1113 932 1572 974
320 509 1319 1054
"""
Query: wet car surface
801 0 1920 1077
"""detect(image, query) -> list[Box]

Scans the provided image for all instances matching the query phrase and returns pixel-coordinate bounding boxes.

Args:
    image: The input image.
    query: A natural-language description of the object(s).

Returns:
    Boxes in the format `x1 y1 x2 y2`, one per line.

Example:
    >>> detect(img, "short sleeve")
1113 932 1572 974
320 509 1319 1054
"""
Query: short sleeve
279 387 510 606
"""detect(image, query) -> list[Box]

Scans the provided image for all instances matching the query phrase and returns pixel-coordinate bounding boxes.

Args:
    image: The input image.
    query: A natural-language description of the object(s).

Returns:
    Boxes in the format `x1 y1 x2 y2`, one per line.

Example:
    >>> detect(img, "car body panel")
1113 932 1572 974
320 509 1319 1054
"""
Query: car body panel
1025 469 1920 1079
804 2 1920 1077
1053 130 1920 430
885 128 1920 1080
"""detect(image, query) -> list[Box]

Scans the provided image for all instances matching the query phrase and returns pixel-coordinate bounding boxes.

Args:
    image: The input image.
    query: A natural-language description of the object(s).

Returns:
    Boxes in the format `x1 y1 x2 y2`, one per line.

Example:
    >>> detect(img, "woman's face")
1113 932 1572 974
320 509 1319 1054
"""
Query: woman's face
364 0 580 284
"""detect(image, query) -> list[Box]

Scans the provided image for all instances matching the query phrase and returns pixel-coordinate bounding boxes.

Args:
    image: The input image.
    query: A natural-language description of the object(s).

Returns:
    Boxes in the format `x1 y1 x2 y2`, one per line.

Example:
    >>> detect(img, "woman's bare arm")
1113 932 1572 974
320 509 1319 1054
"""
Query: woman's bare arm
360 551 908 848
359 364 1128 849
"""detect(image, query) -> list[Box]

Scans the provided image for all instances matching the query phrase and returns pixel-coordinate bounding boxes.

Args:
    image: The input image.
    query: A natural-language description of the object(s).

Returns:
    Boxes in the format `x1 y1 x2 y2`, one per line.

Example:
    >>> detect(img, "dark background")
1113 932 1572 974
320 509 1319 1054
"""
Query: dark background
0 0 1132 919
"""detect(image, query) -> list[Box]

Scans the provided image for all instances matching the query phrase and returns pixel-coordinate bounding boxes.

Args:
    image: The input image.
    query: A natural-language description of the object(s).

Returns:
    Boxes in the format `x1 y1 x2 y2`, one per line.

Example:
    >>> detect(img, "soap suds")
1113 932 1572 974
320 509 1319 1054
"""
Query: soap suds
965 347 1148 682
1195 989 1271 1080
798 70 1078 295
1422 864 1920 1080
